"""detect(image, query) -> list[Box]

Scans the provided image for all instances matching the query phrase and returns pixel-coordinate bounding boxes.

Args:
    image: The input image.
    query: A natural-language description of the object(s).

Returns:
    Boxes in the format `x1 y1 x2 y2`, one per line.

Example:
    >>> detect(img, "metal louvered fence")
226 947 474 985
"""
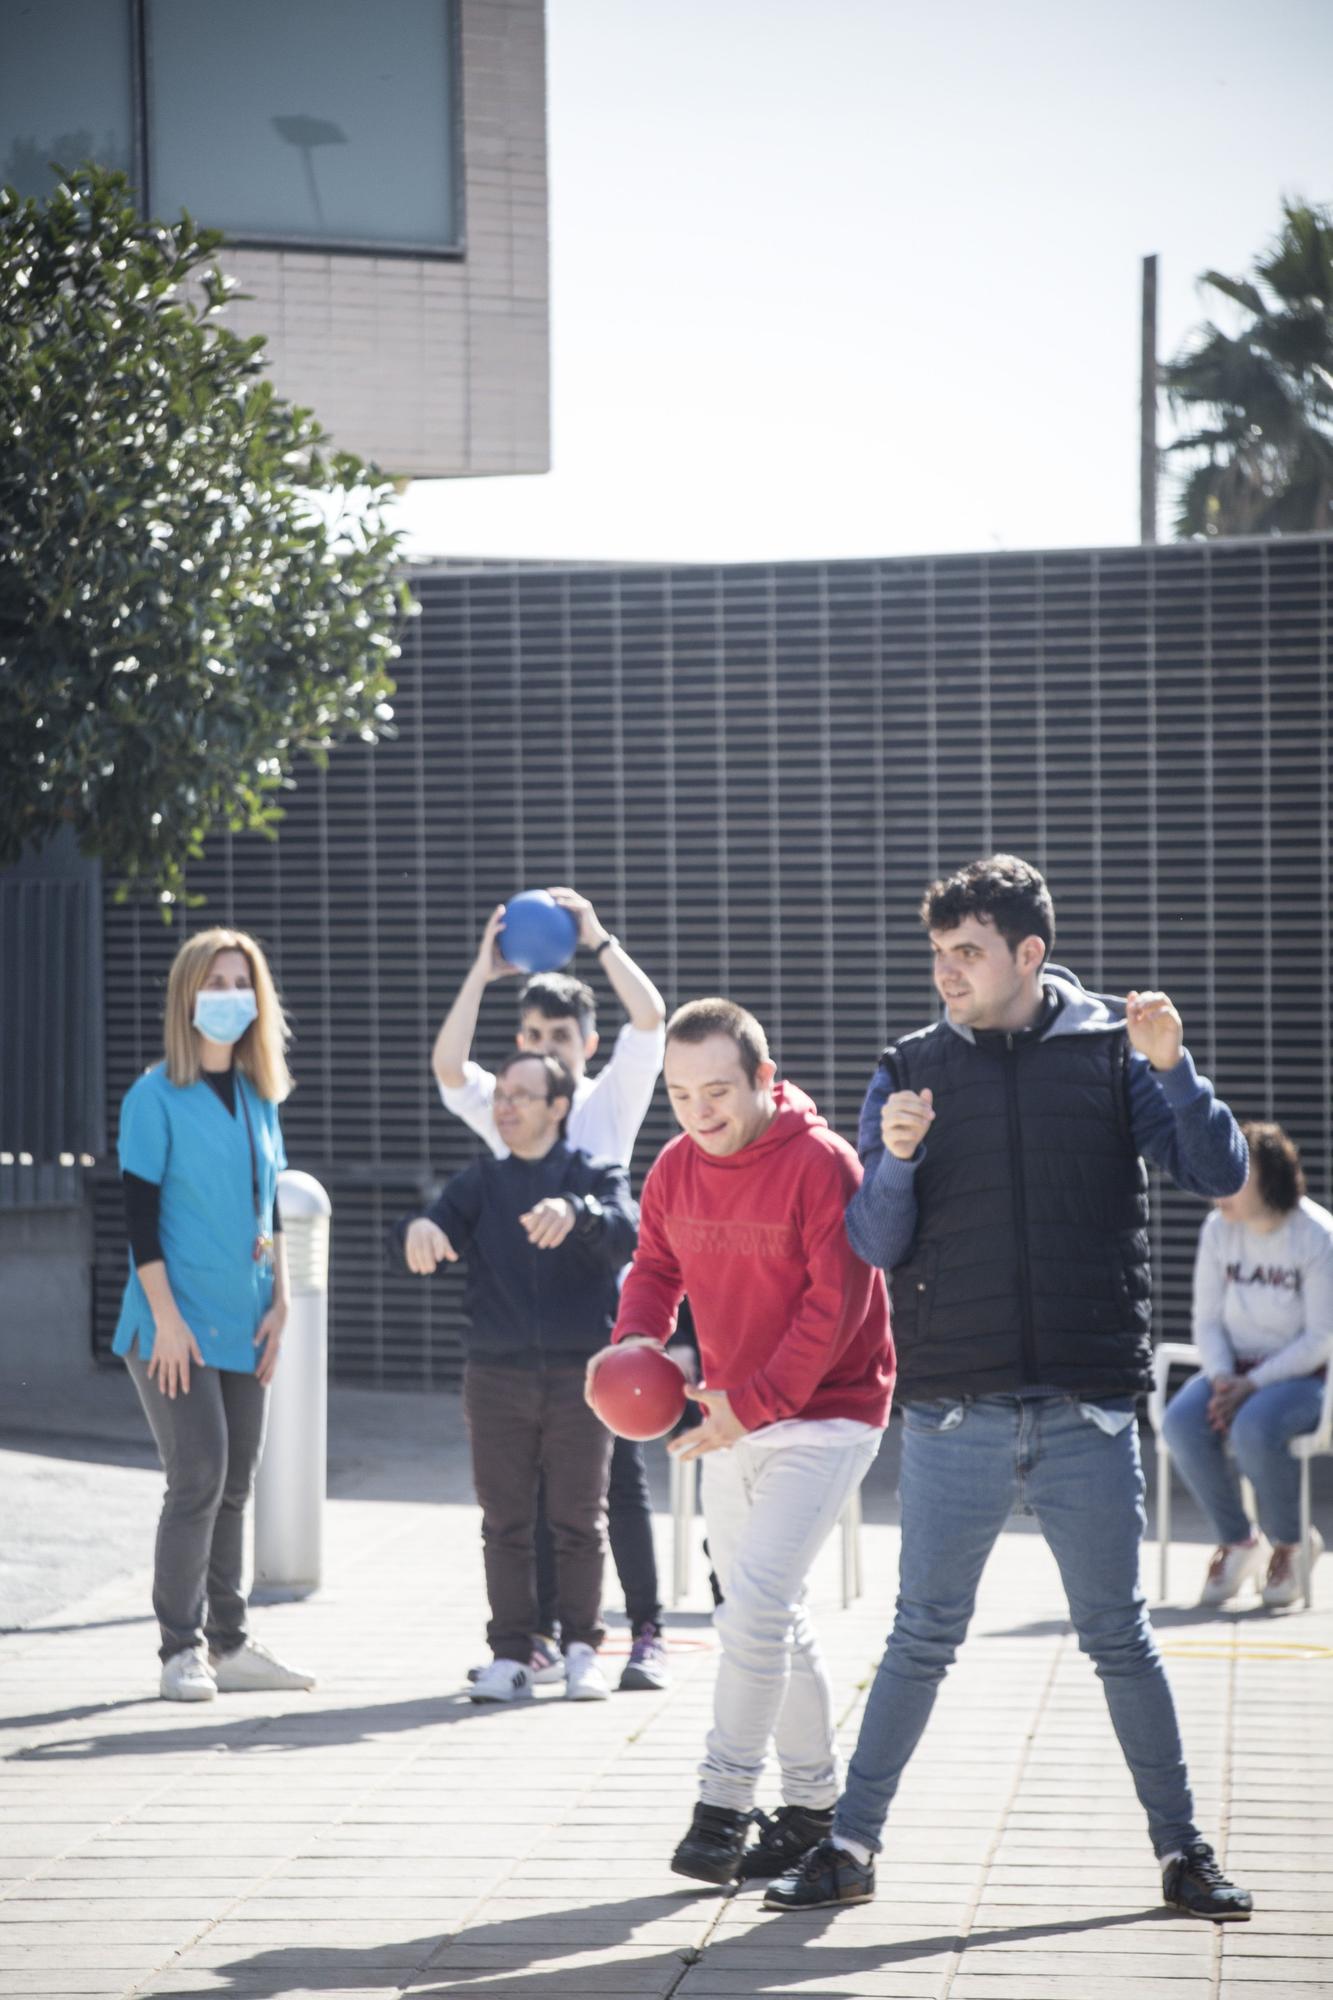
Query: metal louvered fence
1 830 105 1207
93 536 1333 1385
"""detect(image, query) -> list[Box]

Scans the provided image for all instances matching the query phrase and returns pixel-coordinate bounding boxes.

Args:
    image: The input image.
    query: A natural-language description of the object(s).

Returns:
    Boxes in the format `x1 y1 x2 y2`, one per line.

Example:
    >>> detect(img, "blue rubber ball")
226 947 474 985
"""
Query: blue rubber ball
501 890 580 973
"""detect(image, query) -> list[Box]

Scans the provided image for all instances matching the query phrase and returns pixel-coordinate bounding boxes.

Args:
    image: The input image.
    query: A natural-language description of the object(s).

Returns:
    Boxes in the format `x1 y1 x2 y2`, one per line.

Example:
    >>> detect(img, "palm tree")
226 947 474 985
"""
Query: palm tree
1162 199 1333 537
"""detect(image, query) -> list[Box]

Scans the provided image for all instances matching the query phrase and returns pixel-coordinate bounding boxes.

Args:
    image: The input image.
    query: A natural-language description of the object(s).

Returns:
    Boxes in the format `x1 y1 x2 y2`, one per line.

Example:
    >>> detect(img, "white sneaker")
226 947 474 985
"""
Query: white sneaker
208 1638 316 1691
564 1642 610 1701
1262 1527 1324 1609
470 1658 534 1704
1199 1540 1265 1605
467 1636 565 1687
161 1648 217 1702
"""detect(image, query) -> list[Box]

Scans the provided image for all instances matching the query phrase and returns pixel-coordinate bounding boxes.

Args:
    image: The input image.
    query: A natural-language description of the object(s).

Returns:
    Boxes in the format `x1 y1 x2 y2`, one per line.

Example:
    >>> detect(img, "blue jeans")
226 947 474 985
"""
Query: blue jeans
836 1395 1198 1860
1161 1371 1324 1548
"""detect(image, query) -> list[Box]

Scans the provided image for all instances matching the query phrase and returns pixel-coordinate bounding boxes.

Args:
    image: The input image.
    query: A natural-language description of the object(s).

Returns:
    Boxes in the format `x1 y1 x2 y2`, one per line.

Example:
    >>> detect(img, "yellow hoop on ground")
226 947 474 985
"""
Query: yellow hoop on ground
1160 1638 1333 1662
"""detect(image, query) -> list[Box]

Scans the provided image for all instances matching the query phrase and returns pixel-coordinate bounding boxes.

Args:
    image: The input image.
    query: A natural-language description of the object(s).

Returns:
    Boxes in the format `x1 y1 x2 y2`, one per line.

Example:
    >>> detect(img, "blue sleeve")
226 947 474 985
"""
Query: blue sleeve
117 1074 170 1183
856 1061 895 1162
1127 1048 1248 1197
845 1058 921 1271
271 1105 287 1173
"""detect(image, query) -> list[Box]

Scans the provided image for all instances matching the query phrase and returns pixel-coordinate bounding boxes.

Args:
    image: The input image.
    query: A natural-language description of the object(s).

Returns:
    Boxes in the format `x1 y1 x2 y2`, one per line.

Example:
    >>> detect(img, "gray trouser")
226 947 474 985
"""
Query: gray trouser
125 1350 269 1661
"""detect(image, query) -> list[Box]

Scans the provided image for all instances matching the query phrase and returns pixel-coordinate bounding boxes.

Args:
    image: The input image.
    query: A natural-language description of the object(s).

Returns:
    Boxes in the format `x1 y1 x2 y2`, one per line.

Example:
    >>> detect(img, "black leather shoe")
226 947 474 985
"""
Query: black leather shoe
738 1805 835 1880
1162 1841 1253 1920
763 1836 876 1910
670 1803 750 1885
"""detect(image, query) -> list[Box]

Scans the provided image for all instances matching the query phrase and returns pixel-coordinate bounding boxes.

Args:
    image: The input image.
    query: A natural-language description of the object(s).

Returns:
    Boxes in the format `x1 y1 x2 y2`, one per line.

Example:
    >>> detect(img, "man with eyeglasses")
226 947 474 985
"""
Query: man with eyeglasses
400 1051 638 1704
432 888 673 1692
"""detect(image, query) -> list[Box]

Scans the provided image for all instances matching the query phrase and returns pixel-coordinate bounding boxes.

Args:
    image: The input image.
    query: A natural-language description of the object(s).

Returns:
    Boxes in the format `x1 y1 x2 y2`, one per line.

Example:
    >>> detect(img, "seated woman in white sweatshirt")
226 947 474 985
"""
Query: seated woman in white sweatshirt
1163 1121 1332 1608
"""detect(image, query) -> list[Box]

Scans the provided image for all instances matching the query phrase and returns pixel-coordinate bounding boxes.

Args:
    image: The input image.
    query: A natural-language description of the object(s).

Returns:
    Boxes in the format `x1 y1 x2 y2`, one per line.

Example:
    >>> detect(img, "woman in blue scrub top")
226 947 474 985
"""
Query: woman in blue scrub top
115 927 316 1702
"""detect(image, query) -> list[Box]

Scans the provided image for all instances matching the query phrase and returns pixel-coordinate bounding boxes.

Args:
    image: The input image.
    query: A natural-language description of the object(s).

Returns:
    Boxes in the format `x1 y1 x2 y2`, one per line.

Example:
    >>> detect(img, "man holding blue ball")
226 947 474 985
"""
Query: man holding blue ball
432 887 671 1692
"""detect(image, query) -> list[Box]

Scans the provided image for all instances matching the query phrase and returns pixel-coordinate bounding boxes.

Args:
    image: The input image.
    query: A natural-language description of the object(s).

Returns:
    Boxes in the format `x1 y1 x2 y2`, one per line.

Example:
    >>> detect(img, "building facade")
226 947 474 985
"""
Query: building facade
3 0 549 477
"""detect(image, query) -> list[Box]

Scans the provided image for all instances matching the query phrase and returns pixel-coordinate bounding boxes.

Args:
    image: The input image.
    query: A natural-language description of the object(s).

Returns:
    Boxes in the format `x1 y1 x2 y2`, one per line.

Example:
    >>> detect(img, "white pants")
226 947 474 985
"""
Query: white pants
698 1430 882 1813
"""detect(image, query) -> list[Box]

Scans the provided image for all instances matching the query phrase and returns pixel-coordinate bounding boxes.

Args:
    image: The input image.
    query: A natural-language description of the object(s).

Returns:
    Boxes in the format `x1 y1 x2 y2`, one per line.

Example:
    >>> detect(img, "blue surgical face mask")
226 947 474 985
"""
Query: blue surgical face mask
193 988 258 1045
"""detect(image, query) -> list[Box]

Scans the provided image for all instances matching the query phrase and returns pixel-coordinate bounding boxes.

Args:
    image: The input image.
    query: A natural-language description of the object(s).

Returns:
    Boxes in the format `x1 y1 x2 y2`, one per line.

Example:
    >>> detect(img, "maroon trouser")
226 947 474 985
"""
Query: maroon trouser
463 1359 613 1661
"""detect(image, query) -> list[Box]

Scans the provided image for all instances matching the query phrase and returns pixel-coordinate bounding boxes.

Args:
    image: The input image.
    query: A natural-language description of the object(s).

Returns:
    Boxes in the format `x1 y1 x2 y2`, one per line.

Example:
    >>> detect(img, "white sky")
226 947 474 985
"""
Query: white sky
398 0 1333 564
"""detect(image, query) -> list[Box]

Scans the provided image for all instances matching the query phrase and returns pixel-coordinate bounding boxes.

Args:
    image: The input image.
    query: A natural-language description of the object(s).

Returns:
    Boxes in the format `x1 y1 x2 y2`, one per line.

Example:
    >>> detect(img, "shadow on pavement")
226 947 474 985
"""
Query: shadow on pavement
0 1694 164 1734
151 1897 1185 1998
0 1426 159 1467
7 1690 568 1761
0 1610 156 1639
991 1600 1282 1639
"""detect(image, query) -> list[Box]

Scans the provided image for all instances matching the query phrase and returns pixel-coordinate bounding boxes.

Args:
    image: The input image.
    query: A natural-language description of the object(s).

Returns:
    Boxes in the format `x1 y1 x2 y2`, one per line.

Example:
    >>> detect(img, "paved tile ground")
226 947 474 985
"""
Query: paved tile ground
1 1380 1330 1999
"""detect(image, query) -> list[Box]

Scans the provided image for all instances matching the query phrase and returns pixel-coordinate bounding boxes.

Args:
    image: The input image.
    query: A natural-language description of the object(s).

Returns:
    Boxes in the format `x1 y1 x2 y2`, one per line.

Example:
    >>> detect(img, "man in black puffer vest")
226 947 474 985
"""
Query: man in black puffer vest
765 856 1255 1924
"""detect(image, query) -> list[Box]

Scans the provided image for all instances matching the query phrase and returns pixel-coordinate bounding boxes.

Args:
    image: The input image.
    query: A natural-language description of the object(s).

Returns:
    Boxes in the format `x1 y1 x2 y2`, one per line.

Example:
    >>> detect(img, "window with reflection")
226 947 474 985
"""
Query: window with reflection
2 0 460 254
1 0 134 200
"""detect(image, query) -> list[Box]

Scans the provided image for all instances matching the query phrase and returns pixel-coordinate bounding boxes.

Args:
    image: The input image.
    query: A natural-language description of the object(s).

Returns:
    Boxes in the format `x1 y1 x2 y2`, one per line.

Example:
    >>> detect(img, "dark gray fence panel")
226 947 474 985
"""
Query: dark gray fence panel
95 537 1333 1383
1 830 105 1186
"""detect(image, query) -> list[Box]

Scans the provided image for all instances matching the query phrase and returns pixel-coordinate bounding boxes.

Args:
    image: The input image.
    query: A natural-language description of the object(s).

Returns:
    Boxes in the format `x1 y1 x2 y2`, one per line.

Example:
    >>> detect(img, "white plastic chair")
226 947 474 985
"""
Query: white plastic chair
1147 1341 1206 1603
1290 1367 1333 1606
1148 1340 1332 1608
669 1449 698 1608
668 1451 864 1609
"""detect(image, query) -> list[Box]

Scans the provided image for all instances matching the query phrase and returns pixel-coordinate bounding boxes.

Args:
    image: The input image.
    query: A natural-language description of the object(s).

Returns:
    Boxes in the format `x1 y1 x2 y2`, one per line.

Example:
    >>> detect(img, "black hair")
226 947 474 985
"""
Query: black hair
1240 1121 1306 1215
495 1049 577 1137
921 853 1055 959
519 972 597 1043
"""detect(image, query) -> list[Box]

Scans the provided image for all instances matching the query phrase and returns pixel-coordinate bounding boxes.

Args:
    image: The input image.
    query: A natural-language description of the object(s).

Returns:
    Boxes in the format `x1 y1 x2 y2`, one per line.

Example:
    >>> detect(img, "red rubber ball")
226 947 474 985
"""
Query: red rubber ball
591 1345 688 1441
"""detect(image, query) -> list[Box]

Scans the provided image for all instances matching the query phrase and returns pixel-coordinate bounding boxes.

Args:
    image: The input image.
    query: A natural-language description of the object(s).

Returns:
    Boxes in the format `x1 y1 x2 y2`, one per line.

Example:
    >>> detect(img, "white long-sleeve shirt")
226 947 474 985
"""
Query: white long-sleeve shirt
438 1020 665 1170
1192 1197 1333 1389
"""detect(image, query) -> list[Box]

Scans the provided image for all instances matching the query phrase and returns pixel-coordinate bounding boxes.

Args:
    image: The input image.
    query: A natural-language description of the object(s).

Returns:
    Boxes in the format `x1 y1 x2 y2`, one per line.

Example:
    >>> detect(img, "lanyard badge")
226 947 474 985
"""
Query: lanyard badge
238 1084 274 1270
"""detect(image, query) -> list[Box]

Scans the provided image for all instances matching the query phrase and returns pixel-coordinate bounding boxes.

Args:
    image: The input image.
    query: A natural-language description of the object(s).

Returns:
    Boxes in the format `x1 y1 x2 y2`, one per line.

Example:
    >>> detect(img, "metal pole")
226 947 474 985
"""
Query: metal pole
1157 1433 1171 1601
840 1488 863 1608
253 1170 331 1592
1140 253 1158 545
670 1452 696 1606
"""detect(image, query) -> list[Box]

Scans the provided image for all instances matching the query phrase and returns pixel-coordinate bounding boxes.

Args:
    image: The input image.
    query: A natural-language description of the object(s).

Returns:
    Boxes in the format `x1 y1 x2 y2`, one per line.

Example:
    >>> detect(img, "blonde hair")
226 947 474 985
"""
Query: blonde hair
162 928 293 1103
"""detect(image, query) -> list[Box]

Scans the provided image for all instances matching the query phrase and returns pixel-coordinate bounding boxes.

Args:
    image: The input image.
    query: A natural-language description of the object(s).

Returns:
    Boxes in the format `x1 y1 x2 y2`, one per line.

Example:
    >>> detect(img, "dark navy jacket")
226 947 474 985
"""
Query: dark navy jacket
845 967 1247 1402
402 1143 638 1366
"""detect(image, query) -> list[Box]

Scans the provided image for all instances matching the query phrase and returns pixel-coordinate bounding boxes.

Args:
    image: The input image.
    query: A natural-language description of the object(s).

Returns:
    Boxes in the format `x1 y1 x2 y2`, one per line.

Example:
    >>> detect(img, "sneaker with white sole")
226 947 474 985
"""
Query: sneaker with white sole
763 1836 876 1910
1162 1839 1253 1919
160 1647 217 1702
564 1641 610 1701
467 1635 565 1687
1262 1527 1324 1608
208 1638 316 1692
619 1623 670 1692
470 1658 534 1704
1199 1539 1265 1605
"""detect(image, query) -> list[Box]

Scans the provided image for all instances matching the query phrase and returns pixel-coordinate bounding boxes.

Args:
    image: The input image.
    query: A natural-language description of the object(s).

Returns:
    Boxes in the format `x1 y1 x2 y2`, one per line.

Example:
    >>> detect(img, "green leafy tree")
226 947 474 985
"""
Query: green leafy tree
0 163 413 909
1162 198 1333 538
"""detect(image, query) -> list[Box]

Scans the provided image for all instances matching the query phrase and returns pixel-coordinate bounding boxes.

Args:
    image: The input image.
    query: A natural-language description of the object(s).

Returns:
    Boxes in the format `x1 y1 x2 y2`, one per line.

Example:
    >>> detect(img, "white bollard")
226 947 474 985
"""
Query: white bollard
253 1170 331 1592
669 1450 698 1607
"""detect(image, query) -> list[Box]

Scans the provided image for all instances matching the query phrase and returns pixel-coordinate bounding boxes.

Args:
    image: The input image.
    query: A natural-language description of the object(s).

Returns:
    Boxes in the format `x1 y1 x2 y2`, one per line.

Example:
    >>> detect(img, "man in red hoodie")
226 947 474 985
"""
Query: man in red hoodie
585 998 894 1885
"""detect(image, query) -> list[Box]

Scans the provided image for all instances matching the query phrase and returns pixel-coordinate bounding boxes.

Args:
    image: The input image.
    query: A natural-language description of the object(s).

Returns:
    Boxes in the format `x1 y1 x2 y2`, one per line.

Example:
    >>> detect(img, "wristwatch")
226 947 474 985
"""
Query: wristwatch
593 934 618 957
